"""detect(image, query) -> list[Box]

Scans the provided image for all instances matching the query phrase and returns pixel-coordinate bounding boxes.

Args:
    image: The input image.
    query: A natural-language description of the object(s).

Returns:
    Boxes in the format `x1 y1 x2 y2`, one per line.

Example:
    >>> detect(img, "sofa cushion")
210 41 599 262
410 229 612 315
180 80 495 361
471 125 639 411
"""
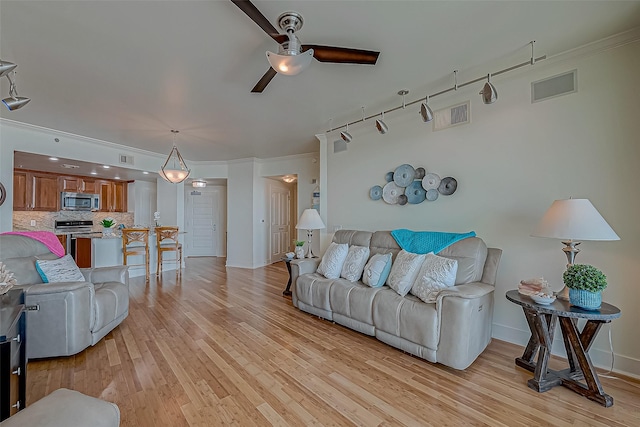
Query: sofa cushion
93 282 129 333
295 273 335 313
2 253 58 285
386 250 426 296
329 279 383 326
362 253 392 288
332 230 373 247
411 253 458 303
316 242 349 279
369 231 401 259
437 237 487 284
35 255 85 283
372 289 439 350
340 245 370 282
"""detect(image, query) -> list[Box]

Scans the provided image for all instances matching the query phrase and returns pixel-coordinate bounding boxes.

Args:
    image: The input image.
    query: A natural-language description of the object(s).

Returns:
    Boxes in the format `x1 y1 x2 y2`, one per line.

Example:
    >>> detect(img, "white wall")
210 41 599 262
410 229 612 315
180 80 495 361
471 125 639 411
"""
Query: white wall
323 41 640 377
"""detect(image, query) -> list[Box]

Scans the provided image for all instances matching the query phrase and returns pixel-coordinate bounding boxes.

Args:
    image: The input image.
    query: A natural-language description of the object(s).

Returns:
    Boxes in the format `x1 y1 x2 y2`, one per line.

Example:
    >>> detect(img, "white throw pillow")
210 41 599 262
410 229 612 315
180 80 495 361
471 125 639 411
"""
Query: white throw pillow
316 243 349 279
35 254 85 283
340 245 370 282
386 250 426 296
411 253 458 303
362 253 392 288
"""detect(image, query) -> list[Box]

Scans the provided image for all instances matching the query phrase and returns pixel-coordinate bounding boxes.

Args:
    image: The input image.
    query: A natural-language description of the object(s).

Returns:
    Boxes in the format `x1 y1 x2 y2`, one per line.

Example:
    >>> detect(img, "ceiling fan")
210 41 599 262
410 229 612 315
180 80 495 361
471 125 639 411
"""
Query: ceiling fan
231 0 380 93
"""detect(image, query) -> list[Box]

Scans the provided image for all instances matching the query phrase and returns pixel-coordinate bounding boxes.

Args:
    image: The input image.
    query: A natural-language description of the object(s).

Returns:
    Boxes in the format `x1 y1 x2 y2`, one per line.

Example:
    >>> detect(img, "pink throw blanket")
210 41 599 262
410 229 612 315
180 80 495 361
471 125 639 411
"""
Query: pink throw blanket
1 231 65 257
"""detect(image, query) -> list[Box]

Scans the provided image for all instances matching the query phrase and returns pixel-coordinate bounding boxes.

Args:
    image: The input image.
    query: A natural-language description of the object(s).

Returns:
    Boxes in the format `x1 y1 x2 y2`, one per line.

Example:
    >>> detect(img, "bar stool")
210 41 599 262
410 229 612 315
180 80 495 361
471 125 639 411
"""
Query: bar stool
121 228 150 281
155 226 182 276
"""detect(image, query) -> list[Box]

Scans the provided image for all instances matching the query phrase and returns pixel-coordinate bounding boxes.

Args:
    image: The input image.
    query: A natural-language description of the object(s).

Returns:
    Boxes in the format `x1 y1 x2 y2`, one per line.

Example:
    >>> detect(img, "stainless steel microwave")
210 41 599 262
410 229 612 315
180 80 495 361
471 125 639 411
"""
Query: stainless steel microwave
60 192 100 211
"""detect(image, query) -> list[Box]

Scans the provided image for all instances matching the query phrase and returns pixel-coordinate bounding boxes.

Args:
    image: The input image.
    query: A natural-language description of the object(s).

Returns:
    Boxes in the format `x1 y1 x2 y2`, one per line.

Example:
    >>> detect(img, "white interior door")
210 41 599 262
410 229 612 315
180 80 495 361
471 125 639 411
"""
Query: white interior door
270 183 291 263
185 188 219 257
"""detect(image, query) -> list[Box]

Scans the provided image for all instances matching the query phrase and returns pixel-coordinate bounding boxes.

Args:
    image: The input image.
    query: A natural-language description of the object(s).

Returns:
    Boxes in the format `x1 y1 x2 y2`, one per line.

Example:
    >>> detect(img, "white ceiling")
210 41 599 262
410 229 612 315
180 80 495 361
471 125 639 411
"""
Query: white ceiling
2 1 640 162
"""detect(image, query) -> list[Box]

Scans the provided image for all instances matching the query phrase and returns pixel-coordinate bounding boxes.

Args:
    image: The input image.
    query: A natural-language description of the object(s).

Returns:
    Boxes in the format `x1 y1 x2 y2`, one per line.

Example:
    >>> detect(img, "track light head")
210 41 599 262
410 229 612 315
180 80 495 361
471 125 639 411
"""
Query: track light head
340 123 352 142
375 112 388 134
2 96 30 111
0 60 17 78
420 96 434 122
479 73 498 104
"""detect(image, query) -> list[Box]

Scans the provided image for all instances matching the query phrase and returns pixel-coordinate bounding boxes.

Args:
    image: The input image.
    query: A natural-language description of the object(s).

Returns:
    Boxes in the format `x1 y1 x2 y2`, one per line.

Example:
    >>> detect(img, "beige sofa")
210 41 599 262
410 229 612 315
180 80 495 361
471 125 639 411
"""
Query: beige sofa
0 234 129 359
291 230 502 370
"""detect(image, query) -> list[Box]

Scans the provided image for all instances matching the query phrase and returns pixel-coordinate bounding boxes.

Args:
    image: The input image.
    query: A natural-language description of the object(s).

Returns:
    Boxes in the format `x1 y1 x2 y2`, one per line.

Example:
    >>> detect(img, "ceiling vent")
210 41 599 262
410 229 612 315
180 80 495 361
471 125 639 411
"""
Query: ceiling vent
433 101 470 131
532 69 577 103
333 139 347 153
61 164 80 169
119 154 134 165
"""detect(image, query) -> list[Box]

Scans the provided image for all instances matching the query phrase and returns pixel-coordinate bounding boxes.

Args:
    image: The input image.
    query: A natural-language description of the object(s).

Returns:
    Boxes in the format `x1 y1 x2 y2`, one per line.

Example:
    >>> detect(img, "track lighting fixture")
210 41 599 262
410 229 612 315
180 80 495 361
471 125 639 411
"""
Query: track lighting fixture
325 41 544 138
420 95 434 123
0 59 31 111
375 112 388 134
159 130 191 184
340 123 352 143
479 73 498 104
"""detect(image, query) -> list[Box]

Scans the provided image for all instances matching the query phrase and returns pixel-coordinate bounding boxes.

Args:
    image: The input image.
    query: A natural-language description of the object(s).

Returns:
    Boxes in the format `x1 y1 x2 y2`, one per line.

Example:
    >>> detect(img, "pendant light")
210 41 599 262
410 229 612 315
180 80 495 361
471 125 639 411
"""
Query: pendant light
159 130 191 184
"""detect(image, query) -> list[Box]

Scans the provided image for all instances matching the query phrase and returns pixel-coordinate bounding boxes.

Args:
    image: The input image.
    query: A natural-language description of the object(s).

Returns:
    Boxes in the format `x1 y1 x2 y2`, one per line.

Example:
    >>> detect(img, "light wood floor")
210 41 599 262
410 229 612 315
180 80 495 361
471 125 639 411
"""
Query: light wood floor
26 258 640 426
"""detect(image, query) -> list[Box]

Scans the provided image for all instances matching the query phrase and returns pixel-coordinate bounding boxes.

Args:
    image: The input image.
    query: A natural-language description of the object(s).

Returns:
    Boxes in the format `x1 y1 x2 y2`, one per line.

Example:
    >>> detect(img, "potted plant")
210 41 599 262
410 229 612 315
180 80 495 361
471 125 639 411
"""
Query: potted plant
562 264 607 310
100 217 116 236
294 240 305 259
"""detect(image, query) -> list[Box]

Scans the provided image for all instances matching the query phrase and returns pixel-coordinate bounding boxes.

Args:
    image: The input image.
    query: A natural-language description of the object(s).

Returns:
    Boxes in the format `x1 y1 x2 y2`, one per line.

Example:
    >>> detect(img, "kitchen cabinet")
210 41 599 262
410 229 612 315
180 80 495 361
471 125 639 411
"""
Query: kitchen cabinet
97 180 127 212
13 171 59 211
59 176 97 194
74 238 92 268
56 235 67 255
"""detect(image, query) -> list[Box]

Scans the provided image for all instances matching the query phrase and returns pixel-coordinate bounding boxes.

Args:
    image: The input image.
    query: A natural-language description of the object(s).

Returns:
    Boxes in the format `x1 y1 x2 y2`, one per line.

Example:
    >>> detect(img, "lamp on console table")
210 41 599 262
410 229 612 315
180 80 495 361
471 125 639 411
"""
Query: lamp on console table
295 209 325 258
531 198 619 300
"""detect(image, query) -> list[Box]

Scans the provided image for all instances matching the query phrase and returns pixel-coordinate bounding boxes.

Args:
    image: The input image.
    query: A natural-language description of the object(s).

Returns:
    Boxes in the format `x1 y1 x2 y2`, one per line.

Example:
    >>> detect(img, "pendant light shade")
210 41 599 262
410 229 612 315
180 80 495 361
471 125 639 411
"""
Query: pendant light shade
267 49 314 75
420 95 434 122
479 73 498 104
159 130 190 184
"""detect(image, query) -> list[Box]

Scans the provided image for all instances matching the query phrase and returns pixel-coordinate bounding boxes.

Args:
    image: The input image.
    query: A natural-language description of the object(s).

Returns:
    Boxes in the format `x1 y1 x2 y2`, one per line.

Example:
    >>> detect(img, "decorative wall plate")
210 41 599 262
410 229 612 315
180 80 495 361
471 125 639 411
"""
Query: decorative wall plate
415 167 426 180
438 177 458 195
382 182 404 204
405 181 426 204
393 164 415 187
421 173 441 190
397 194 408 205
385 171 394 182
369 185 383 200
426 189 439 201
0 182 5 206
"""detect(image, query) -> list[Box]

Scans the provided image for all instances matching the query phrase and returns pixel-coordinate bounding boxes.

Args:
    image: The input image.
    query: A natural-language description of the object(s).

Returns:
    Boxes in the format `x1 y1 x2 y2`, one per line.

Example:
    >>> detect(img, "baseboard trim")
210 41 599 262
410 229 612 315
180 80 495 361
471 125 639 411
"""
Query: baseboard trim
492 323 640 380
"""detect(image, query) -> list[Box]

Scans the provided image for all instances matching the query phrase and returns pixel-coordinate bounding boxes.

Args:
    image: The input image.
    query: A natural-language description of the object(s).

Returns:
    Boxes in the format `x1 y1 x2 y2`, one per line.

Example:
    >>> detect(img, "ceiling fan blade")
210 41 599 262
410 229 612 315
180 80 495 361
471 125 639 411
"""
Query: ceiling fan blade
231 0 283 42
302 45 380 65
251 68 278 93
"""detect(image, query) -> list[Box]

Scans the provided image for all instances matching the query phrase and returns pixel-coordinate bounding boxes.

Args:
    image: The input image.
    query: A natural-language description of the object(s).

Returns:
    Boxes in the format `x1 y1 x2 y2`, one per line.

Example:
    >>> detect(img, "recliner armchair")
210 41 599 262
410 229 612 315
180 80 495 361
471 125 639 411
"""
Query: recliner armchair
0 234 129 359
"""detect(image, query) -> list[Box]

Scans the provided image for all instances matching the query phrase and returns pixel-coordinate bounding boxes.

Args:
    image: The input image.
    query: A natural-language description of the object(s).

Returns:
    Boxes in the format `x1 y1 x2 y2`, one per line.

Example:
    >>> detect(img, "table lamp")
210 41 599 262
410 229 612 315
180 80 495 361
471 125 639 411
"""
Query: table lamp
531 198 619 300
295 209 325 258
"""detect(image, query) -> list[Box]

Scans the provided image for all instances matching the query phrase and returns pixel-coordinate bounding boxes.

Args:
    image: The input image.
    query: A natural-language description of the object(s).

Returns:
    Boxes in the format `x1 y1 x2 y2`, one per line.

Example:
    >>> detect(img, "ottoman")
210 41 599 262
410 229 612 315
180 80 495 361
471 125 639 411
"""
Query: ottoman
0 388 120 427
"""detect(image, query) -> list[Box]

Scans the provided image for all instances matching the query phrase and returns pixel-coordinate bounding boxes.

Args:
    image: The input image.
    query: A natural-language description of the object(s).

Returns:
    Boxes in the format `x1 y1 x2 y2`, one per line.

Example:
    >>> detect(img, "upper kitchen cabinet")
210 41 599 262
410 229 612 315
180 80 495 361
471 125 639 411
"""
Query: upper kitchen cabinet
98 180 127 212
13 171 59 211
59 176 97 194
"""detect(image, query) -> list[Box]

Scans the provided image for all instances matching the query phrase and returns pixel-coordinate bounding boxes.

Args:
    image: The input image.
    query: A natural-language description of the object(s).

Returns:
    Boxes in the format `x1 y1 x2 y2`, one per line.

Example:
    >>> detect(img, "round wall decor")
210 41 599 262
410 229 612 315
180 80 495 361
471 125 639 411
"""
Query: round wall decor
0 182 6 206
368 164 457 205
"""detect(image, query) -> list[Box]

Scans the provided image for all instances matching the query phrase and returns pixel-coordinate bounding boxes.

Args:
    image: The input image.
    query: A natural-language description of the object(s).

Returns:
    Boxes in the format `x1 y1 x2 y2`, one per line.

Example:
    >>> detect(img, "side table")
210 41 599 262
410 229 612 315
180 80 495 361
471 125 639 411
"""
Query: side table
0 289 26 420
506 290 621 407
282 257 293 297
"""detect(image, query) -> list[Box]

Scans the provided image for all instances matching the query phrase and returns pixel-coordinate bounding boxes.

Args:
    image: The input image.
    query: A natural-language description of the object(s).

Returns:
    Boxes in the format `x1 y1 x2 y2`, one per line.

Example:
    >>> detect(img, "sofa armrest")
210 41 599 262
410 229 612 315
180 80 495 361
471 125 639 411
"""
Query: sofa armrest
435 282 495 370
20 281 93 295
81 266 128 285
290 258 321 306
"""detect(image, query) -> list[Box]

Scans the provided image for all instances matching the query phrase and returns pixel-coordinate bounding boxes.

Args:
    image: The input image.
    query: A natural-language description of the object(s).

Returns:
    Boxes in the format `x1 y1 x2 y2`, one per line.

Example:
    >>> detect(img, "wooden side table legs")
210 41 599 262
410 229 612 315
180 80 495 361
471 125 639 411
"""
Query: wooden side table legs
282 259 292 297
515 309 560 392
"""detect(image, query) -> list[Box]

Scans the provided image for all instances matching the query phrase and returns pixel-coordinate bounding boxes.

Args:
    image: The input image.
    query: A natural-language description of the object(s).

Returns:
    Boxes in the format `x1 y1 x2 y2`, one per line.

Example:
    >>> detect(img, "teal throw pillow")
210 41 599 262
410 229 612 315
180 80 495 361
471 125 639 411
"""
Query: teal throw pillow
35 254 85 283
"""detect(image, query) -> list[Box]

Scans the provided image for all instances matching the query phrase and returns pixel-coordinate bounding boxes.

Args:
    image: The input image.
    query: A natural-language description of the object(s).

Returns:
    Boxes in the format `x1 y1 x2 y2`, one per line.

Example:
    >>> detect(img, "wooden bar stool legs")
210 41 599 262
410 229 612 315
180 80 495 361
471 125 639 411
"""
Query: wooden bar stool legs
121 228 150 281
155 226 182 277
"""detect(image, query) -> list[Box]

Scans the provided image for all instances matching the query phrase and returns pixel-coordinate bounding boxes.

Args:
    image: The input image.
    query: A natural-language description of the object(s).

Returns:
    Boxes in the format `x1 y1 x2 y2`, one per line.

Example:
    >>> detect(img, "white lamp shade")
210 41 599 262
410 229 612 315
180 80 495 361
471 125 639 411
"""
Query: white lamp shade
296 209 325 230
266 49 314 75
531 199 619 241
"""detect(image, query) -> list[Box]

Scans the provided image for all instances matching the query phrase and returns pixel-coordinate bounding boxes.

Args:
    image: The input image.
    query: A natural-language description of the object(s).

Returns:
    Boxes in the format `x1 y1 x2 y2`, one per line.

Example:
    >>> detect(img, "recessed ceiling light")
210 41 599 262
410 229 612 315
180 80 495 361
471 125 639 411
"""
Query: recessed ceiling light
90 171 97 175
142 171 149 175
102 165 110 169
114 176 121 180
49 157 59 161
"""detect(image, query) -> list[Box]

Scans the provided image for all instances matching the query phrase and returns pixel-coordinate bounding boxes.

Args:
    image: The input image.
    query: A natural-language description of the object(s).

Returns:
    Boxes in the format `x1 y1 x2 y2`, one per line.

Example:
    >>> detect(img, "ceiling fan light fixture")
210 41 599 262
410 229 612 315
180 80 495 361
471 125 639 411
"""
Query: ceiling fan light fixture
159 130 191 184
266 49 314 75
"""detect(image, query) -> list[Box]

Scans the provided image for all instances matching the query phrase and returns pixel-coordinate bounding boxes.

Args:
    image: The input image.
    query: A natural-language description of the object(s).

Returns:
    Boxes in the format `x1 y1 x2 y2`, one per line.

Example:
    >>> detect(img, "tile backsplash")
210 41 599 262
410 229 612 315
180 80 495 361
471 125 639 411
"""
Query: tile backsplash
13 211 134 232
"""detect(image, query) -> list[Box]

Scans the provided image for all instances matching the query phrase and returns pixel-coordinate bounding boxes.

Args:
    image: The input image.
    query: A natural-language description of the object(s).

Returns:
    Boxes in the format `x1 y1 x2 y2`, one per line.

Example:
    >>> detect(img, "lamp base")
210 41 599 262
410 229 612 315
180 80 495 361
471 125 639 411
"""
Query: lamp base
305 229 316 258
555 285 570 301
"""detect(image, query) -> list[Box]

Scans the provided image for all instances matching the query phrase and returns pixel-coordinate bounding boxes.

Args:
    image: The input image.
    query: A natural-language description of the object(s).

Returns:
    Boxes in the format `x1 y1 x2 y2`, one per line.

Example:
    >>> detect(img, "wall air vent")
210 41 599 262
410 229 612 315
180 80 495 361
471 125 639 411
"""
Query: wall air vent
433 101 470 131
532 69 577 103
119 154 134 165
333 139 347 153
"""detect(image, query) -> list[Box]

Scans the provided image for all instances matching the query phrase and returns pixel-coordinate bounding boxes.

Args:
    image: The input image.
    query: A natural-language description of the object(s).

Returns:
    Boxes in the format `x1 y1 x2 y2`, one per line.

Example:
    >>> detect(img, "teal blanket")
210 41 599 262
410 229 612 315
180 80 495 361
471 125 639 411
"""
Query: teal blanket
390 229 476 254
